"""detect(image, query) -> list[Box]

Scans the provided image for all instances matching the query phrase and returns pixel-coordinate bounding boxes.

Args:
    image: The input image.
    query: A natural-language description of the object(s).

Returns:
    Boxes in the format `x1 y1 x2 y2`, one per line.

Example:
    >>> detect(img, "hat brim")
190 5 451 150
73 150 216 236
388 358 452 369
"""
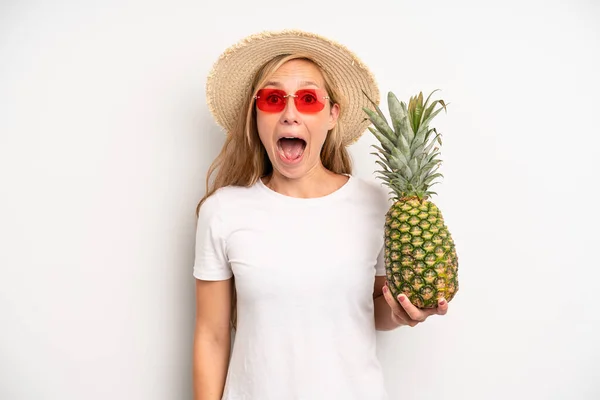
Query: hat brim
205 30 380 146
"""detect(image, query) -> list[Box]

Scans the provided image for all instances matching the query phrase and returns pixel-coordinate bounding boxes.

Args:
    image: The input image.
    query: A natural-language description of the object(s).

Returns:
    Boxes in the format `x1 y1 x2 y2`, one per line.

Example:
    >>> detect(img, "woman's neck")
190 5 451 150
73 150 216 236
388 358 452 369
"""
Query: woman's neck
262 165 348 199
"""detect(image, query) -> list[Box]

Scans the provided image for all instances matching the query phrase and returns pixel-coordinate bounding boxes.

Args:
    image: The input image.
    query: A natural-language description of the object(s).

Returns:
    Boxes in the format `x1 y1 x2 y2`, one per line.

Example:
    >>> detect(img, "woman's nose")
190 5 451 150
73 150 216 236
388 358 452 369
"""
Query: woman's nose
280 96 300 124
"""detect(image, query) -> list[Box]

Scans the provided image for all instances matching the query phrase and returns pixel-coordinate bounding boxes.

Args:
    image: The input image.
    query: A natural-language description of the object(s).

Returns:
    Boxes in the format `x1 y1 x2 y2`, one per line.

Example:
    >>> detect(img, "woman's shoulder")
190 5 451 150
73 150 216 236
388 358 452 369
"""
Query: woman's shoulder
214 182 259 199
349 175 391 208
199 182 262 213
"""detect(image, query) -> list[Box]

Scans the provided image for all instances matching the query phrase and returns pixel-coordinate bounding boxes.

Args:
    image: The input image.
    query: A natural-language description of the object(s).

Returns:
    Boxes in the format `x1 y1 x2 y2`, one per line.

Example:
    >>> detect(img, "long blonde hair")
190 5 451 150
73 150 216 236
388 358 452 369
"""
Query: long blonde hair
196 54 353 328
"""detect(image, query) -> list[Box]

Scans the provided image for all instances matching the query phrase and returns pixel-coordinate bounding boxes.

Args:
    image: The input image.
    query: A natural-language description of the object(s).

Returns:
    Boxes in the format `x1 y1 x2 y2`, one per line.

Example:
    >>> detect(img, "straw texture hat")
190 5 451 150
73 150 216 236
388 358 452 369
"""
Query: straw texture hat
205 29 380 145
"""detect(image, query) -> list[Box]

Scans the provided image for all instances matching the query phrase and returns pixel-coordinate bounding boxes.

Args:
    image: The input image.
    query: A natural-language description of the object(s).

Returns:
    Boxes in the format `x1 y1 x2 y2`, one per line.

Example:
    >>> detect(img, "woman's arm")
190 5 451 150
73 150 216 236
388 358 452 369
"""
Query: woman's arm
373 276 402 330
193 278 233 400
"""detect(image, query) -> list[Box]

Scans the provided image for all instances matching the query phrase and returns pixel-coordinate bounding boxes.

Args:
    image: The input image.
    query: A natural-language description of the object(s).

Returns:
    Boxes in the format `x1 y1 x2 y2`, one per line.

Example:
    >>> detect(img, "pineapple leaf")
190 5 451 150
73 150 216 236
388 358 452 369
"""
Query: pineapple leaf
422 90 443 121
371 153 393 169
376 165 395 178
390 146 409 167
408 157 418 175
410 141 425 159
418 107 446 136
370 151 390 163
423 173 443 185
362 89 387 122
422 101 438 124
411 126 431 157
376 175 392 184
387 92 406 136
402 165 413 180
367 126 395 153
374 161 392 175
434 128 443 145
364 110 396 144
396 126 411 159
423 131 441 155
407 95 415 133
423 89 441 111
419 163 441 181
376 177 393 186
392 174 409 185
370 144 393 160
423 151 441 165
423 127 435 142
421 159 441 173
371 152 393 168
412 92 424 133
400 101 415 144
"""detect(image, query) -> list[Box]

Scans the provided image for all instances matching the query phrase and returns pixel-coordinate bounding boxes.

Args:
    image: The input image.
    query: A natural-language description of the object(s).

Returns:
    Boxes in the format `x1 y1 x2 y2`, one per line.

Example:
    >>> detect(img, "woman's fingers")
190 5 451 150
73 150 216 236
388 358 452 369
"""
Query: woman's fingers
436 298 449 315
383 285 450 327
382 285 403 315
382 285 411 325
398 294 448 321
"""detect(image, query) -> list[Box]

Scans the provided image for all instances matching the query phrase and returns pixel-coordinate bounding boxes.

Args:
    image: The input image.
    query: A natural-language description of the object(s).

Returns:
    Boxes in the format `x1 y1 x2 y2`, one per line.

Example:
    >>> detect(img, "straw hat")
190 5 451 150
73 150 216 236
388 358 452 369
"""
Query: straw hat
205 29 380 145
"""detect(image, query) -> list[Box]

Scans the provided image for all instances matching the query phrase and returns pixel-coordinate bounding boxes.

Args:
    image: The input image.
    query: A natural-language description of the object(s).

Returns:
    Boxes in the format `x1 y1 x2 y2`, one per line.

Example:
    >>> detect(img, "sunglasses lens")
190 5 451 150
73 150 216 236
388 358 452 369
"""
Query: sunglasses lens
255 89 327 113
295 89 326 112
255 89 286 112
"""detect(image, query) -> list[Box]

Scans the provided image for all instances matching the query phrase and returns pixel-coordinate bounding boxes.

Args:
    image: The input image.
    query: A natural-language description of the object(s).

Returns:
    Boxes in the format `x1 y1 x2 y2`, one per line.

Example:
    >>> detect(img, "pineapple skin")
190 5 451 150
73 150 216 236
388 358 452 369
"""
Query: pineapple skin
384 198 458 309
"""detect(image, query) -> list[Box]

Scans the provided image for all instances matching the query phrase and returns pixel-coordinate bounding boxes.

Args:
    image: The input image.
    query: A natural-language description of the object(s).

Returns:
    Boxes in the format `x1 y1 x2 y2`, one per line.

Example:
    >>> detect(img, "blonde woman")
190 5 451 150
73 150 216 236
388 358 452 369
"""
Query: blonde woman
192 30 448 400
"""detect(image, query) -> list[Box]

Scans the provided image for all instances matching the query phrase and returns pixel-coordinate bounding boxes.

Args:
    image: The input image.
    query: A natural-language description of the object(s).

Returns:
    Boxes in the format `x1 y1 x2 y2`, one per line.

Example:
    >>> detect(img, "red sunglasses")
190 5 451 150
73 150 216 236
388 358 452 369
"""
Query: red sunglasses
254 88 330 113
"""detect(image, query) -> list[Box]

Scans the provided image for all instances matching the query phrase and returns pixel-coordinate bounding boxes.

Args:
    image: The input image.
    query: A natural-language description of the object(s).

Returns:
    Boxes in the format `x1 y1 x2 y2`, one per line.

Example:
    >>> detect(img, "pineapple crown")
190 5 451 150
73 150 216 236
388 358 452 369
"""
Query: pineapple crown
362 90 448 202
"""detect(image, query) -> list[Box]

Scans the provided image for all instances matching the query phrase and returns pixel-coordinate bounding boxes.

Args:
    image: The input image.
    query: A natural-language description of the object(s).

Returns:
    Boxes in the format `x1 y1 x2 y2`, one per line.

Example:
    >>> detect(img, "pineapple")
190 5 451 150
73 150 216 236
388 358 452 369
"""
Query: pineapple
363 90 458 308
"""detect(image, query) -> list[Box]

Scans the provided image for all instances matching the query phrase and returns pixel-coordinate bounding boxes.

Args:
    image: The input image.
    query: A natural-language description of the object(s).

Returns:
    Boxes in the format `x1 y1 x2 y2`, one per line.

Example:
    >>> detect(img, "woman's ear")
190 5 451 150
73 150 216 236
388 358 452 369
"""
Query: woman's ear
328 103 340 130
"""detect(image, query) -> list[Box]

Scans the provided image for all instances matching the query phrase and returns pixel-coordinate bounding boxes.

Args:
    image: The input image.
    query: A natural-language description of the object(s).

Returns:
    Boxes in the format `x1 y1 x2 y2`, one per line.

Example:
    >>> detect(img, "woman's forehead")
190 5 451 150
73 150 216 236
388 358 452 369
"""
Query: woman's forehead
267 59 325 87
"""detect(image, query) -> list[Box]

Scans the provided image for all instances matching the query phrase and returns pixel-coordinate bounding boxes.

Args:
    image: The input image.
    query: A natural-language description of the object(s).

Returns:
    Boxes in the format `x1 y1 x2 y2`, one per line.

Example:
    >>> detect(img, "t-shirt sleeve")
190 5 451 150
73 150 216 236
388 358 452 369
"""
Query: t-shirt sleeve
192 191 233 281
375 244 386 276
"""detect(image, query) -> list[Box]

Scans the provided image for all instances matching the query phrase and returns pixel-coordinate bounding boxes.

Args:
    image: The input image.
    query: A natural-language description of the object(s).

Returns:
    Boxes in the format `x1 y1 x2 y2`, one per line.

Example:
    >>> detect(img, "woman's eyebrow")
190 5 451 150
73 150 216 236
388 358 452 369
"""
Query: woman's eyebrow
297 80 320 87
263 80 320 88
263 81 281 87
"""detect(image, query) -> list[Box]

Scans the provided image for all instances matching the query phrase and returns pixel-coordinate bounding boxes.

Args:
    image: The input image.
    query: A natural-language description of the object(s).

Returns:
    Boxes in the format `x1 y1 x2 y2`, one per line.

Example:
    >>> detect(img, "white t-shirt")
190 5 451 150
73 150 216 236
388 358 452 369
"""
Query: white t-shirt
193 175 390 400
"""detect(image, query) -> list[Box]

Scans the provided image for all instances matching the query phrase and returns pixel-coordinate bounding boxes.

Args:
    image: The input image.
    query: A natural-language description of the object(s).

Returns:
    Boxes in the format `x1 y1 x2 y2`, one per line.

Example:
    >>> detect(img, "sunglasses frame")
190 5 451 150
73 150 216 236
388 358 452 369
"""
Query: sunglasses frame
253 88 331 114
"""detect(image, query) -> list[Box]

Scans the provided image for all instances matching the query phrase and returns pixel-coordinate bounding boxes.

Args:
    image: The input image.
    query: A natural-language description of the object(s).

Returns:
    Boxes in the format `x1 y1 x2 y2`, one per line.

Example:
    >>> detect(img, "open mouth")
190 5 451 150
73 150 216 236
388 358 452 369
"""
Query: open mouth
277 137 306 162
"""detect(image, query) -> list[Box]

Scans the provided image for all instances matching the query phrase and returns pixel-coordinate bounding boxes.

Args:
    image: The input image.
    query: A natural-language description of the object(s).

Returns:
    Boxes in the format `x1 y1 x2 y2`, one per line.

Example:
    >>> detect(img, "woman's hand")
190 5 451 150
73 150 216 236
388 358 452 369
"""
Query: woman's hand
381 283 449 327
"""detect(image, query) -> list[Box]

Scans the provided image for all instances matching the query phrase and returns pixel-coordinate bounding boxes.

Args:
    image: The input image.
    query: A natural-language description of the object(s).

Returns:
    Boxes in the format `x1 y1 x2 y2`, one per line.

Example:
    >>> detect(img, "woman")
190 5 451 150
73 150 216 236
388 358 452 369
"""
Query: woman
192 30 448 400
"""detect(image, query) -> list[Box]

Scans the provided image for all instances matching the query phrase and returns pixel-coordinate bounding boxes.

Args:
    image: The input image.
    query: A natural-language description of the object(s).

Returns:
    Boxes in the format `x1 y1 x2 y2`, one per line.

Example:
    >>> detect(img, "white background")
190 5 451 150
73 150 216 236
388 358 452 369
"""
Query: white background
1 0 599 399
